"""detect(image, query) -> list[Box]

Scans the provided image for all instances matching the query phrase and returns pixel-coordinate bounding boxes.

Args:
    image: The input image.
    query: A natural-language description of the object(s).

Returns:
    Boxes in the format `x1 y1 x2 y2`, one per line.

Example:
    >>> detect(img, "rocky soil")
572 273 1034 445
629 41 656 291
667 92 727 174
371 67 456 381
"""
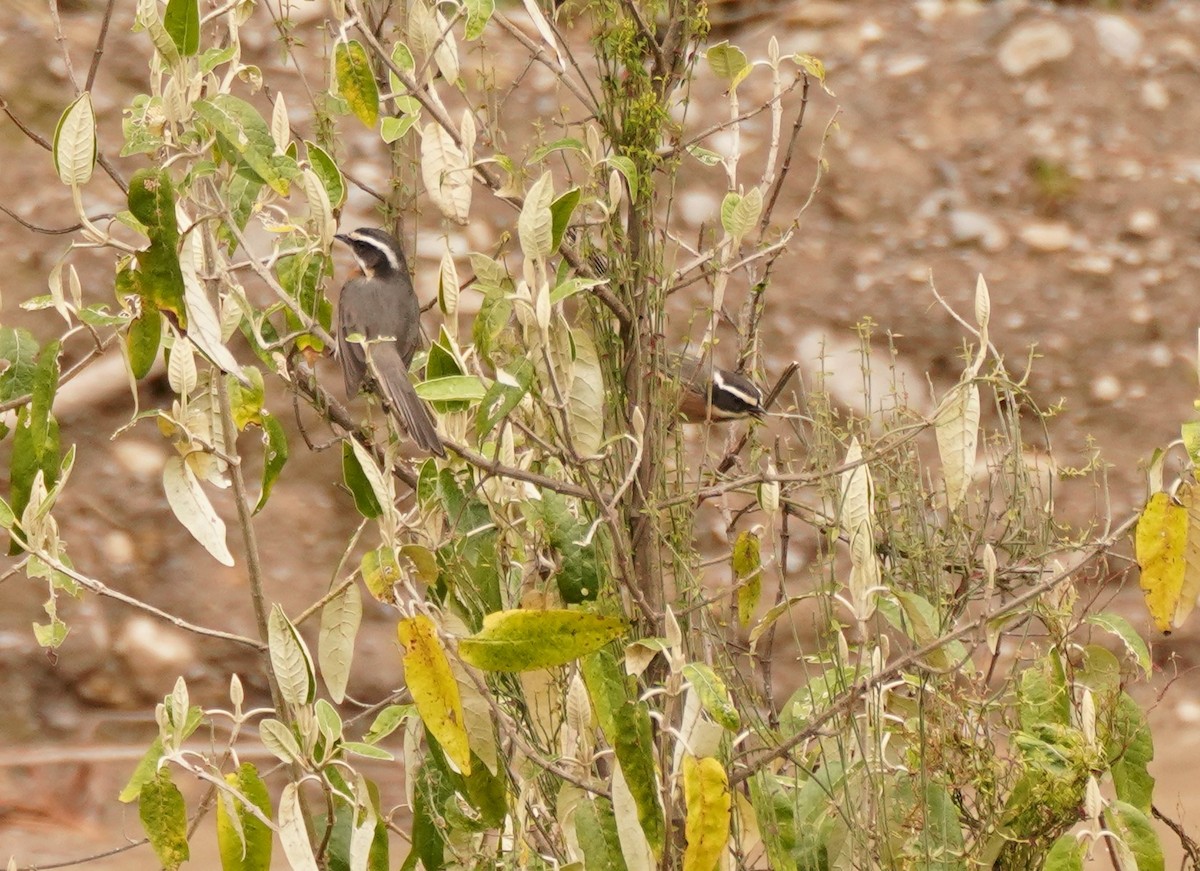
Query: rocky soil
4 0 1200 867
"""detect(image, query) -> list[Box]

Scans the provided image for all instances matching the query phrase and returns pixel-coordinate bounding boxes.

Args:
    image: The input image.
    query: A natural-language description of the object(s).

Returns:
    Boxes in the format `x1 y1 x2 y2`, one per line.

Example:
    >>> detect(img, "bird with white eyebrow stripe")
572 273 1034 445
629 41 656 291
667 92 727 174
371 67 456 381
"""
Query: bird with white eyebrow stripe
334 227 445 457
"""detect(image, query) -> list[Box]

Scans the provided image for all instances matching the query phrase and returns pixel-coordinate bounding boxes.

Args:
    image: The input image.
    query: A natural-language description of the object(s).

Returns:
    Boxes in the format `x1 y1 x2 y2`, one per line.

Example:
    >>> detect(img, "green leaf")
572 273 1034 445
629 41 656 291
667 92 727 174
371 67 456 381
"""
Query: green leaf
227 366 264 430
413 374 487 403
575 798 626 871
606 155 639 201
304 141 345 208
342 441 382 519
549 187 581 254
582 650 664 858
1044 834 1084 871
685 144 723 166
127 168 187 329
1108 692 1155 814
9 342 62 544
336 40 379 128
1086 611 1151 677
1108 800 1164 871
458 609 625 671
361 546 402 602
364 704 415 744
119 737 165 803
720 187 763 240
475 359 532 437
139 769 189 870
53 92 97 186
527 138 587 165
1019 652 1070 731
253 412 288 514
682 663 739 731
216 762 272 871
380 114 418 144
127 307 162 380
732 530 761 628
706 41 749 86
268 604 316 708
0 326 40 402
464 0 494 40
193 95 300 196
163 0 200 56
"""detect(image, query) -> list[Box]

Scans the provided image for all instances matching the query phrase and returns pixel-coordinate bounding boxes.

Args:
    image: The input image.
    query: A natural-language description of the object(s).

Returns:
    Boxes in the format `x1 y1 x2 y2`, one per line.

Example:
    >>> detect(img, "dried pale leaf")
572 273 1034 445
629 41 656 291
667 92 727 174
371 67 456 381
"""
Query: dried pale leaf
848 526 880 621
522 0 565 69
318 582 361 704
518 171 555 261
432 9 460 83
167 338 196 396
179 231 241 374
448 652 499 776
974 273 991 334
271 92 289 153
935 381 980 510
269 604 316 708
568 329 605 457
162 455 234 565
300 168 335 250
420 122 472 224
612 761 655 871
54 93 96 186
438 246 459 320
838 437 873 538
278 783 318 871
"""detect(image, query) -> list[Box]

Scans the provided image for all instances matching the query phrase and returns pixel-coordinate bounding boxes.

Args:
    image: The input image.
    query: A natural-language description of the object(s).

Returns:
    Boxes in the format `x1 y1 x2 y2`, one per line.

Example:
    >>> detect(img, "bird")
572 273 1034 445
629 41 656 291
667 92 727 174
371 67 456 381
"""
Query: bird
335 227 445 457
669 353 766 423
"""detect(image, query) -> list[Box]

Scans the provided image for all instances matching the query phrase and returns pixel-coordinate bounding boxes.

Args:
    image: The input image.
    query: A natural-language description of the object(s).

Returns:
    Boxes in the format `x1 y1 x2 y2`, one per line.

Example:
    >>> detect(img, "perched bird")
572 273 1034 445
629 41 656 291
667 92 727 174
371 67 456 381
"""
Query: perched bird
669 353 766 423
335 228 445 457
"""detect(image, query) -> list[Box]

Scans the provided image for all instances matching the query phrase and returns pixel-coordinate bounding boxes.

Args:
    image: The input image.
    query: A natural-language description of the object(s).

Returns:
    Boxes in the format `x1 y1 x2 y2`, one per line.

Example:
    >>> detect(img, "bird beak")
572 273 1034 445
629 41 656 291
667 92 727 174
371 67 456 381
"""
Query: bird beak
334 233 351 245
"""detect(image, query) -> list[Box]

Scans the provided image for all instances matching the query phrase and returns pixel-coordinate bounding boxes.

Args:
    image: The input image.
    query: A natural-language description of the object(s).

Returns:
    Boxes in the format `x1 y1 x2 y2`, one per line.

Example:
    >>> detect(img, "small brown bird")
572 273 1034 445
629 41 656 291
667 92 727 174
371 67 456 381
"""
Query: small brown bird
335 228 445 457
669 354 766 423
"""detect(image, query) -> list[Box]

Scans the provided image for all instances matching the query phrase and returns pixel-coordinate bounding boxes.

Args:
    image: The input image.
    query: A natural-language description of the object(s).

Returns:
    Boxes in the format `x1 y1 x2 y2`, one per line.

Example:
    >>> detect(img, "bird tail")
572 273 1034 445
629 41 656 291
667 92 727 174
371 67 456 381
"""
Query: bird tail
367 349 446 457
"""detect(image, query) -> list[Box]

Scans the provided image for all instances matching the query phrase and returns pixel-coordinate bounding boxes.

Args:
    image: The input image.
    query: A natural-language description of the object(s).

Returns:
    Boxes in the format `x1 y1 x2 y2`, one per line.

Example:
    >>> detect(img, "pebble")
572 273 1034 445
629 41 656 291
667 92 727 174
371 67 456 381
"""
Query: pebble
1069 253 1113 276
998 21 1074 77
948 209 1009 252
1093 15 1143 67
1141 80 1170 111
1018 221 1073 252
1126 208 1160 237
111 439 167 481
1147 344 1173 368
1090 375 1122 403
114 616 198 697
886 54 929 78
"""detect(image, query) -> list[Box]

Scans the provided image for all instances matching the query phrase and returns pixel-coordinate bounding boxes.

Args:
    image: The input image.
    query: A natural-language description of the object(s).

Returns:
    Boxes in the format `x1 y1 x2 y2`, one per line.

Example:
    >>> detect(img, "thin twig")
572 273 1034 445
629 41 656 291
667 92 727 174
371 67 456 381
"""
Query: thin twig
85 0 117 91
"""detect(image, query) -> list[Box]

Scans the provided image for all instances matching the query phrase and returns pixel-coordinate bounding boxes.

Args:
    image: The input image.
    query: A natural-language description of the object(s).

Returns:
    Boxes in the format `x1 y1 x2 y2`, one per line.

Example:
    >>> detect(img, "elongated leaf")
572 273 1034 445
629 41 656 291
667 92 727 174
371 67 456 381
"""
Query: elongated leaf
719 187 762 240
140 769 189 870
1085 612 1151 677
253 412 288 514
682 664 739 731
1108 692 1155 815
268 604 316 708
458 609 624 672
568 329 605 457
549 188 581 254
575 798 627 871
119 737 165 803
128 308 162 380
935 380 980 510
128 169 187 329
398 614 471 774
278 783 318 871
319 582 361 704
0 326 40 402
1108 800 1164 871
162 455 234 566
180 229 241 373
342 441 382 519
612 762 655 871
53 93 96 186
421 122 472 224
733 530 761 628
305 141 345 208
1136 490 1189 633
258 718 302 765
682 755 731 871
464 0 495 39
216 762 272 871
336 40 379 128
163 0 200 56
519 171 555 261
413 375 487 402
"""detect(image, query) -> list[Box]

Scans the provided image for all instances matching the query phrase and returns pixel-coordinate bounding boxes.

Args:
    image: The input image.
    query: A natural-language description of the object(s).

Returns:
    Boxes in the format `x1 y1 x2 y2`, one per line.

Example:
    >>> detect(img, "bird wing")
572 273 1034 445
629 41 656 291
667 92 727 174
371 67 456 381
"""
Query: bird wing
337 278 370 398
366 344 446 457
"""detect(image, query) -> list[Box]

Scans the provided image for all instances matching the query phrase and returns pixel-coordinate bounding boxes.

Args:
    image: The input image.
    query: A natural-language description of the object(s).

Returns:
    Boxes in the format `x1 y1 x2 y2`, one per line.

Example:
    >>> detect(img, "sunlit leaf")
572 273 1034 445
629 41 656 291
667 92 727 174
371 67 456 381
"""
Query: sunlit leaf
216 763 272 871
458 609 625 672
194 95 300 196
53 93 96 186
162 455 234 566
268 604 316 708
682 755 730 871
253 413 288 514
682 664 739 731
568 329 605 457
163 0 200 57
278 783 319 871
336 40 379 128
139 769 189 871
1136 489 1190 632
935 380 980 510
421 122 472 224
398 614 471 774
319 582 361 704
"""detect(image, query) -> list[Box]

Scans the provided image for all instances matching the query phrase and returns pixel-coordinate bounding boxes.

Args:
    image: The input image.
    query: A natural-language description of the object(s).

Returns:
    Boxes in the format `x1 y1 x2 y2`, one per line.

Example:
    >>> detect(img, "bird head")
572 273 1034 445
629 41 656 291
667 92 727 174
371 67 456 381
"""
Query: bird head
335 227 408 279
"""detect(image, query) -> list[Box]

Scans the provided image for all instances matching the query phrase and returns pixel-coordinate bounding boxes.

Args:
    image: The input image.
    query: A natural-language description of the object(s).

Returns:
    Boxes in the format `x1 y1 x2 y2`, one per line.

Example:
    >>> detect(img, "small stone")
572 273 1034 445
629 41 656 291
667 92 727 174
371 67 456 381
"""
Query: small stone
1126 208 1160 237
1069 253 1113 275
100 530 136 566
1090 375 1122 403
111 439 167 480
948 210 1010 252
1129 304 1153 325
1018 221 1074 252
793 2 848 27
1093 14 1143 67
1147 344 1173 368
114 616 198 697
860 20 884 43
998 21 1073 77
1177 699 1200 724
886 54 929 77
1141 80 1170 111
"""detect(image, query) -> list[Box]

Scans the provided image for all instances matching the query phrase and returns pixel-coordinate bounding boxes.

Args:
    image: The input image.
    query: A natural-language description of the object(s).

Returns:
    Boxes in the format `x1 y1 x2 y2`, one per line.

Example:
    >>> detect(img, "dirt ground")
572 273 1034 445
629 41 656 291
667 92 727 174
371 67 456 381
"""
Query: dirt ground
4 0 1200 867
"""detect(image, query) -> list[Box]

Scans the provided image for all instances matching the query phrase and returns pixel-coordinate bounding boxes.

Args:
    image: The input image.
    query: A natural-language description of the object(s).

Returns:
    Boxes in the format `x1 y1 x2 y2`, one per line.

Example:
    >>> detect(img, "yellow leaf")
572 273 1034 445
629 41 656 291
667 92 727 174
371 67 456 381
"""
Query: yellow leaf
682 755 730 871
1136 490 1189 632
397 615 471 773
